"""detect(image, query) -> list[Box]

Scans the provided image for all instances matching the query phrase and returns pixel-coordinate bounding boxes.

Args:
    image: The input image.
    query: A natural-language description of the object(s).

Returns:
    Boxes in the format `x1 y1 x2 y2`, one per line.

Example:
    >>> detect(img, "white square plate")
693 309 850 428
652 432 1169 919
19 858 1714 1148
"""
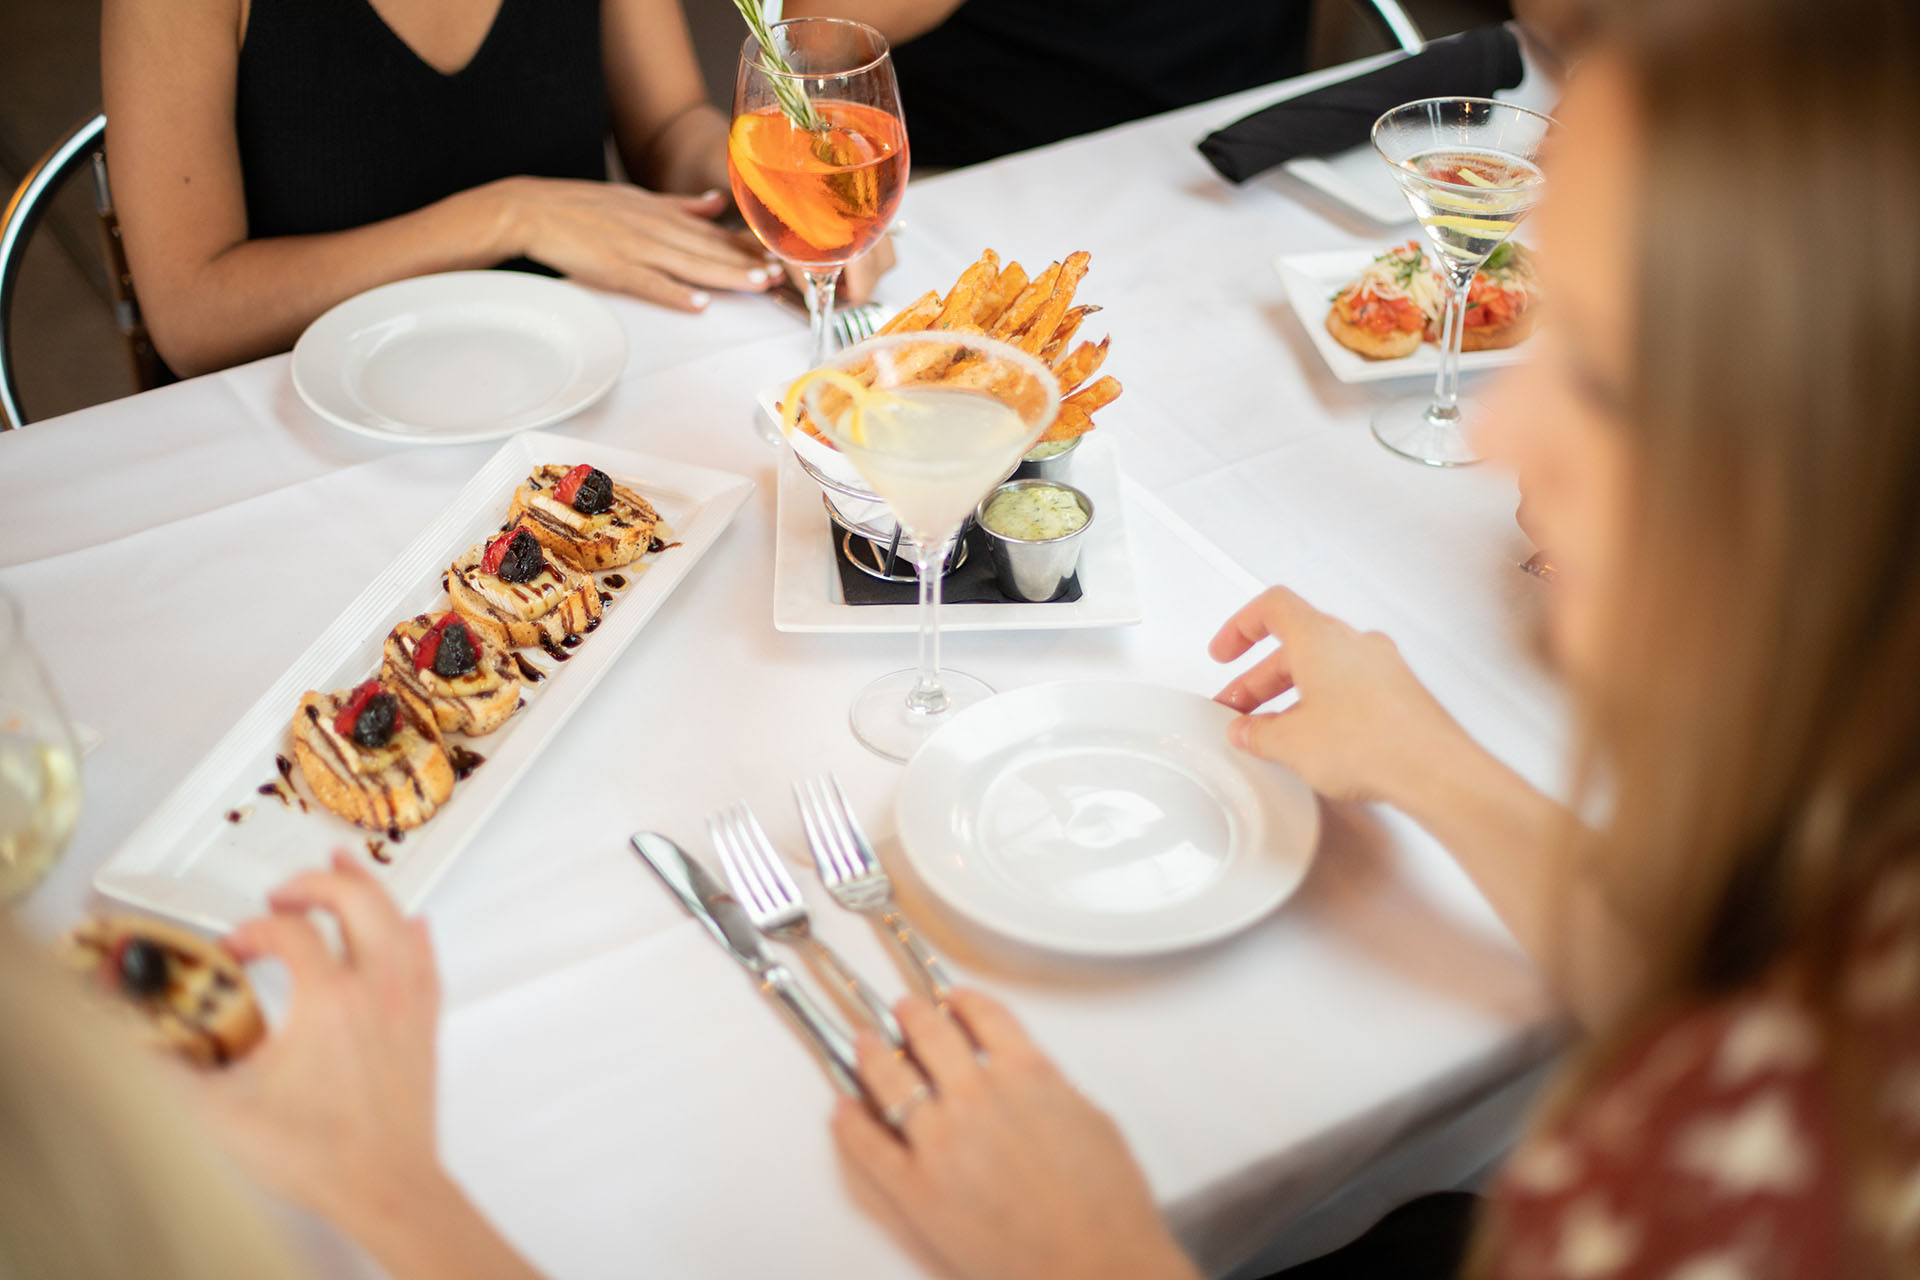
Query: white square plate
94 431 753 932
1275 248 1536 384
771 430 1141 634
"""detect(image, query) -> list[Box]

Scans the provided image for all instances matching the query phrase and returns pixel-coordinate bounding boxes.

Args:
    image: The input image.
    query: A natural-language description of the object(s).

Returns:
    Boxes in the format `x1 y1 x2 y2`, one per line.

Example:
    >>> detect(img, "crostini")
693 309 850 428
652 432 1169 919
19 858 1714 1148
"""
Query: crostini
381 612 521 736
506 464 667 571
64 915 266 1067
1325 242 1439 360
290 679 454 833
447 525 602 649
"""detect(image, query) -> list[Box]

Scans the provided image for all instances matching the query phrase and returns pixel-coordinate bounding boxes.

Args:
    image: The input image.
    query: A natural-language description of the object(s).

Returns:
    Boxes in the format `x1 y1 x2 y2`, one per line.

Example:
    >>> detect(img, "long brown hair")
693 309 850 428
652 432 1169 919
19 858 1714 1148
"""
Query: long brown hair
1484 0 1920 1269
1588 0 1920 1010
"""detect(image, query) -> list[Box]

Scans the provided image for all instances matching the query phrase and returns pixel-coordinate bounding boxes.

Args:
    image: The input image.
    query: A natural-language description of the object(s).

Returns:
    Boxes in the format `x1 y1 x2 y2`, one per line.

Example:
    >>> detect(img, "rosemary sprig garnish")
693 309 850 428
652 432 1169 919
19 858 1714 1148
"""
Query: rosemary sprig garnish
730 0 823 133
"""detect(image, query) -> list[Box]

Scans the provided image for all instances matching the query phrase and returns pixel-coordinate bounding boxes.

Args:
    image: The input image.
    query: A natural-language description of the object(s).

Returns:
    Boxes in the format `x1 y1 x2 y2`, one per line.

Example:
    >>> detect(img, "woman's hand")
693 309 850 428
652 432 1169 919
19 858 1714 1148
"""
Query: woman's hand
838 233 898 305
833 991 1199 1280
1210 587 1465 805
186 853 538 1280
186 853 441 1225
498 178 782 311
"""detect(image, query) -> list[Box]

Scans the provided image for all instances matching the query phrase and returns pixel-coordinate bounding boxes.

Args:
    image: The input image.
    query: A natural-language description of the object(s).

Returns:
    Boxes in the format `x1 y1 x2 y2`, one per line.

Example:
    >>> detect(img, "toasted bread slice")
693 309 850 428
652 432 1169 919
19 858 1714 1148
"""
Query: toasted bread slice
447 533 602 650
382 613 521 736
63 915 265 1067
1325 303 1424 359
1460 306 1539 351
507 465 668 571
291 684 454 833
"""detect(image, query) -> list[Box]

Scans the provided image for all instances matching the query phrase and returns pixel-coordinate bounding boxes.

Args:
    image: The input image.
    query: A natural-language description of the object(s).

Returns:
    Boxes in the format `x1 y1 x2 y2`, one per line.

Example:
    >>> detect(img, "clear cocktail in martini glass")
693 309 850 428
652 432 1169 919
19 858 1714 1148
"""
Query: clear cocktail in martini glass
1372 97 1554 466
796 332 1060 761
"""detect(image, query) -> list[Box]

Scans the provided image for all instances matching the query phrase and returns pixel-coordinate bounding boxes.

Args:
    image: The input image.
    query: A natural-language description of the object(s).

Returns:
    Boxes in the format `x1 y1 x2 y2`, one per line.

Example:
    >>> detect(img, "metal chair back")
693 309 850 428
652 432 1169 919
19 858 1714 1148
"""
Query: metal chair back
0 113 161 430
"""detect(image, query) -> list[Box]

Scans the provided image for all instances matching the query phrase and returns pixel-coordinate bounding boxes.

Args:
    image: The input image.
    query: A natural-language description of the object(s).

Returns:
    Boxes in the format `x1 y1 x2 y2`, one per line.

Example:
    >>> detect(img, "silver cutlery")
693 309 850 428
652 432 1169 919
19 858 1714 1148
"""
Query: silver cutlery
831 300 886 348
710 803 904 1045
629 832 862 1097
794 774 952 999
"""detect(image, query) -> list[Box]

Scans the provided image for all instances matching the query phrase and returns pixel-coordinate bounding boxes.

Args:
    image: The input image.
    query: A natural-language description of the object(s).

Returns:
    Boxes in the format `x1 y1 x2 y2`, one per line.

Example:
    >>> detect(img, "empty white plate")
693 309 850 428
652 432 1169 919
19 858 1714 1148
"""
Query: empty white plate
293 271 627 444
895 680 1320 956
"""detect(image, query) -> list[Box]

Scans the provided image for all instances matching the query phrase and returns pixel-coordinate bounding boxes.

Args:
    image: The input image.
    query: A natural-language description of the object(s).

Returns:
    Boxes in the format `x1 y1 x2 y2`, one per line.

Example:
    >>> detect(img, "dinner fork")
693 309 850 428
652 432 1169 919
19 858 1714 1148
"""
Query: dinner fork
709 802 903 1045
832 301 886 348
794 774 953 1000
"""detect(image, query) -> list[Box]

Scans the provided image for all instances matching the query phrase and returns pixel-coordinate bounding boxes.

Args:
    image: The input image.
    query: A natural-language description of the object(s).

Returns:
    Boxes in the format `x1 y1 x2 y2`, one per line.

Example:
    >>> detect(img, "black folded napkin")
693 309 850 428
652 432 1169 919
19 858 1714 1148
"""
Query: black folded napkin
1198 25 1525 185
834 524 1083 606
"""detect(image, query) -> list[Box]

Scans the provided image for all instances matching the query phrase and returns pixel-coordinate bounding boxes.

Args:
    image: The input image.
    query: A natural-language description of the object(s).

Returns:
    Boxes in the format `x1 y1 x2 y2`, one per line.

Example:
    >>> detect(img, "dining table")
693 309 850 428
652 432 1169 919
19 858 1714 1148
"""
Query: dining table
1 46 1574 1280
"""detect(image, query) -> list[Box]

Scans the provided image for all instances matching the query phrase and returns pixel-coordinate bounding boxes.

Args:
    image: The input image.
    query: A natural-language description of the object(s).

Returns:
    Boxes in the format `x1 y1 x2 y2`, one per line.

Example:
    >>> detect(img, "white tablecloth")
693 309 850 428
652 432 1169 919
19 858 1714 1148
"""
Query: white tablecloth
0 54 1569 1279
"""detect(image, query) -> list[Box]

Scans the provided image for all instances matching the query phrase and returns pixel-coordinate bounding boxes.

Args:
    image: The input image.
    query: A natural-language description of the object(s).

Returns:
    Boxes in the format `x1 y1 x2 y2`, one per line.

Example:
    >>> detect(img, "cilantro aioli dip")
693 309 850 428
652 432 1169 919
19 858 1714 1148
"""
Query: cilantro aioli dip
1023 440 1075 461
981 484 1089 541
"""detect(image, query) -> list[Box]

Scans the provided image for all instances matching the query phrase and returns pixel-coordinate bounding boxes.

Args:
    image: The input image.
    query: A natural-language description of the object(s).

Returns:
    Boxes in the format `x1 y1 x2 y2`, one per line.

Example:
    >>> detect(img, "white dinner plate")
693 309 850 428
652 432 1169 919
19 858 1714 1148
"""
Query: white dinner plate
896 681 1320 956
95 431 752 932
292 271 627 444
1275 249 1536 384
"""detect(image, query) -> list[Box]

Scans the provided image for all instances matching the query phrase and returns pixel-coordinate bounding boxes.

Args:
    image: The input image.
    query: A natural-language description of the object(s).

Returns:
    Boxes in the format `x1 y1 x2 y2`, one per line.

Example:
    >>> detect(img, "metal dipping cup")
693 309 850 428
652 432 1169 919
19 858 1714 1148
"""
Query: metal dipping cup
976 479 1095 603
1014 435 1082 482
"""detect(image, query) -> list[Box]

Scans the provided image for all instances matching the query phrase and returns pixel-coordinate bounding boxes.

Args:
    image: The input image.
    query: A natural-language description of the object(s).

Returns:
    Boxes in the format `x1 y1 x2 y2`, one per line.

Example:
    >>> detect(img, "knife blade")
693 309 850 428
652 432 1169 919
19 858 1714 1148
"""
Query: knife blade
631 832 862 1097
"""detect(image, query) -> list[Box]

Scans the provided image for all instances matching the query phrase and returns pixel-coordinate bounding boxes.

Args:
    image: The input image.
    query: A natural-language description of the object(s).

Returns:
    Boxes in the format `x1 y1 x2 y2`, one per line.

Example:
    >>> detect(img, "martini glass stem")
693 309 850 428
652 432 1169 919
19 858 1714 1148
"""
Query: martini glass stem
906 533 954 718
1428 268 1472 424
803 266 842 368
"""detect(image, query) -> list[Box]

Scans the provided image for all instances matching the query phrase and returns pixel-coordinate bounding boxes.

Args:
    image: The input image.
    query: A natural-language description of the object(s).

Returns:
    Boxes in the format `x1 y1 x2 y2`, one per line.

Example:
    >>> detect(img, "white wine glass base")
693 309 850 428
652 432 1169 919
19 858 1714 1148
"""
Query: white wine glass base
851 667 995 763
1371 395 1481 466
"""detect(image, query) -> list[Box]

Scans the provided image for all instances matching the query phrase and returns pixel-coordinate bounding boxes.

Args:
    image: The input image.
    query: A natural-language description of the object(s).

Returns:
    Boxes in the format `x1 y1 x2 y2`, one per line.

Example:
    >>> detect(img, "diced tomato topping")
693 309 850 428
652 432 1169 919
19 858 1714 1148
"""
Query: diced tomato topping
481 527 522 574
1349 291 1426 335
412 612 460 672
333 679 384 737
553 464 594 505
1464 279 1523 328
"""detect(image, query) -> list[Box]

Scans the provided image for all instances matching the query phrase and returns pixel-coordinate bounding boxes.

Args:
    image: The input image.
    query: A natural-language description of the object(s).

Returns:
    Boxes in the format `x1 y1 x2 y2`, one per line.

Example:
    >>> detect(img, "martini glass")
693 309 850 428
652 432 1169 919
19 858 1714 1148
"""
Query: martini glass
1371 98 1554 466
801 333 1060 761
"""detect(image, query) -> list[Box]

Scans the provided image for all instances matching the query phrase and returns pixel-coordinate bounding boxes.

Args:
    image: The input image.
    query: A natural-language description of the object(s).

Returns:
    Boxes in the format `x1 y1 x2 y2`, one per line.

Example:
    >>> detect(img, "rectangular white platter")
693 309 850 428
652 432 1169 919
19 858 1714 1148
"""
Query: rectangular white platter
1274 248 1536 385
771 427 1141 634
94 431 753 933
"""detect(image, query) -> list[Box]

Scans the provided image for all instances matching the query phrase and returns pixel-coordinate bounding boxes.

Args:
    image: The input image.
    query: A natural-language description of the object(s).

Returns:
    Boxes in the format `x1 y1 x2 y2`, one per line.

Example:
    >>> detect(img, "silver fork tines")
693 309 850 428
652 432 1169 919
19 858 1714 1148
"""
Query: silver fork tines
710 802 903 1044
794 774 953 999
832 301 885 349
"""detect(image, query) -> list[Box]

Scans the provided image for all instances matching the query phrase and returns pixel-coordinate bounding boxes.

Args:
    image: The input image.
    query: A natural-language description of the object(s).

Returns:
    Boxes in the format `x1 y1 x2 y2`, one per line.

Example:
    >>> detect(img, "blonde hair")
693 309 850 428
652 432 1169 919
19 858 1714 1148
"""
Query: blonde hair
0 919 301 1279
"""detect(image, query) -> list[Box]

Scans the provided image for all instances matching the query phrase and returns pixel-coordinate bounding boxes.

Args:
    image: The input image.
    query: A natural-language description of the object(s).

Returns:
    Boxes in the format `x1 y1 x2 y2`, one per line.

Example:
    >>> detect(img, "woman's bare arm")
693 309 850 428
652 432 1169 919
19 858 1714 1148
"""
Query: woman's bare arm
1212 587 1648 1029
102 0 775 377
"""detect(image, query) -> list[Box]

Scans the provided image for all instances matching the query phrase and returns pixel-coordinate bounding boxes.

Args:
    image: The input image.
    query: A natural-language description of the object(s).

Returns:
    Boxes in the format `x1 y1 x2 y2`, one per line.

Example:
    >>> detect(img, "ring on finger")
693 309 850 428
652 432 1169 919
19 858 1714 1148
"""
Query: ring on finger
881 1082 933 1130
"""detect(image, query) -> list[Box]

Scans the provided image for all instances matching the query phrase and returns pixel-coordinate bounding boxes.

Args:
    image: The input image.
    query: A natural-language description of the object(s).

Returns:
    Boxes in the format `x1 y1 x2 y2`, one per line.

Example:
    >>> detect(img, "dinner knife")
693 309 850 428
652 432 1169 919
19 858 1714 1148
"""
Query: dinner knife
629 832 863 1098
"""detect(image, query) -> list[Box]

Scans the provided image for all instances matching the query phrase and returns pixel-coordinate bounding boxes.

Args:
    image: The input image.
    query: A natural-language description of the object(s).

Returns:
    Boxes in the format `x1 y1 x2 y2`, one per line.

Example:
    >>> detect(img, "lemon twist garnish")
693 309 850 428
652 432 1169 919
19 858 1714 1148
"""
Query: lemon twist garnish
781 369 915 447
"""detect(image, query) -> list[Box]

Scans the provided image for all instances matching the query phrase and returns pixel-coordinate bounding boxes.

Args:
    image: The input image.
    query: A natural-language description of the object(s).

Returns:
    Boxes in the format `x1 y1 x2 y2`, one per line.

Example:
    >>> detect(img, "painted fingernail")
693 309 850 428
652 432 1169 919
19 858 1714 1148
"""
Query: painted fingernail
689 291 712 309
748 268 770 285
1228 716 1249 748
699 188 721 201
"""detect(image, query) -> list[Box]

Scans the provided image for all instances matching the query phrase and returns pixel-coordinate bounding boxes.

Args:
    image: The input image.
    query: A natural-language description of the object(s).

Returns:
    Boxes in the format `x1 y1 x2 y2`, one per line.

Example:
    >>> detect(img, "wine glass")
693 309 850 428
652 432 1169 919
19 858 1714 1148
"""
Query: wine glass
801 333 1060 761
0 591 82 902
731 18 908 373
1371 98 1555 466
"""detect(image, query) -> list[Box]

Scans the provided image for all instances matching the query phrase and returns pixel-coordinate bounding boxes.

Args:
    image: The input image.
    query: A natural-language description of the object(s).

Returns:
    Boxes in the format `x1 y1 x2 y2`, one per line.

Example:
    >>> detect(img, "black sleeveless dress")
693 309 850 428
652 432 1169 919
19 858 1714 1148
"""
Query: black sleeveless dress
890 0 1311 168
234 0 608 239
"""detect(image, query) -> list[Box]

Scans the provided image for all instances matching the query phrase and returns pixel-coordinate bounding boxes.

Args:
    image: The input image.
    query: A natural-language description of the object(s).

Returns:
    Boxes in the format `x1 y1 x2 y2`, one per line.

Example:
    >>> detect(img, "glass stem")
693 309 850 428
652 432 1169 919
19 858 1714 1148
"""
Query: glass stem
905 534 953 718
1428 268 1473 425
803 267 842 369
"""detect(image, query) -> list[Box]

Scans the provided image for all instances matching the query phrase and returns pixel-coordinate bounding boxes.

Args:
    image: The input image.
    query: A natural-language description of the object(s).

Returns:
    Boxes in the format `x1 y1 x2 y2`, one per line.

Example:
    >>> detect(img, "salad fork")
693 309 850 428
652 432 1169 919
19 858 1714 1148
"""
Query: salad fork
832 301 886 348
793 774 953 999
709 801 903 1045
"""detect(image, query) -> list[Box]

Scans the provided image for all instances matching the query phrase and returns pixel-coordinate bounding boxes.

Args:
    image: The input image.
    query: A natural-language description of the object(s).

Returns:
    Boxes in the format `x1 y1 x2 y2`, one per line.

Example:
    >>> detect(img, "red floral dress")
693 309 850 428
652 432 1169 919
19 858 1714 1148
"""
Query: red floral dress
1487 861 1920 1279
